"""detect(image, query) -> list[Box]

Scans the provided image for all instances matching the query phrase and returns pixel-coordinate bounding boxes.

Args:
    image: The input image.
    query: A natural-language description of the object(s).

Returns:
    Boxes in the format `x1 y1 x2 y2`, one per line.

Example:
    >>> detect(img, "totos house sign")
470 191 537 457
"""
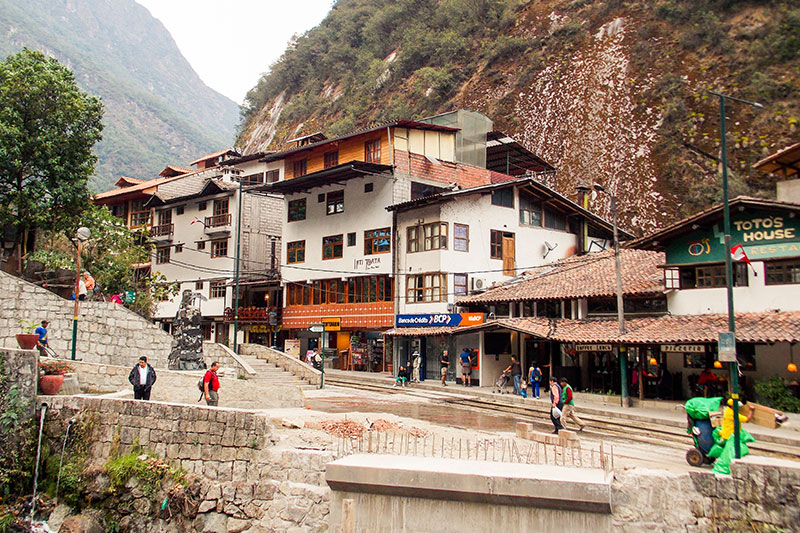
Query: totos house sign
666 209 800 265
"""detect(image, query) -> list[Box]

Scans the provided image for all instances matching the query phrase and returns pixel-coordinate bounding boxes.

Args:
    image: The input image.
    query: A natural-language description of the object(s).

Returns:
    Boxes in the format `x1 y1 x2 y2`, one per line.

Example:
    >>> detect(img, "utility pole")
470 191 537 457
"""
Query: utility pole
233 178 243 354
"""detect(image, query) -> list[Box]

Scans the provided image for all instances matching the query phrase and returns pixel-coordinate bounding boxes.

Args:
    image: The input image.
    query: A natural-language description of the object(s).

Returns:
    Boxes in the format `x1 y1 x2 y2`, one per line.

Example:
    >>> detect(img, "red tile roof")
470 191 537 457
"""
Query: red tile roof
93 175 183 200
458 249 664 304
487 312 800 344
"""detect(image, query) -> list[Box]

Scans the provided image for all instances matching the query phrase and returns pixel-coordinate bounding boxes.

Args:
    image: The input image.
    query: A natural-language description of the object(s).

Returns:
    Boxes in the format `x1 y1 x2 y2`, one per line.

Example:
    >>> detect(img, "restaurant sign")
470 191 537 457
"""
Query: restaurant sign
666 209 800 265
395 313 485 327
661 344 705 353
575 344 613 352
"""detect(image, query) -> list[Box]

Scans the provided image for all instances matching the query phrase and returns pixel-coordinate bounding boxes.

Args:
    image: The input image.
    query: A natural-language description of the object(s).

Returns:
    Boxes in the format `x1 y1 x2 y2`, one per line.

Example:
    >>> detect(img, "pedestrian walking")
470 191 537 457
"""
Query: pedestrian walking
549 376 564 434
128 356 157 400
34 320 49 357
528 364 542 398
459 347 472 387
411 351 421 383
203 361 220 406
510 356 522 396
559 377 587 432
440 349 449 386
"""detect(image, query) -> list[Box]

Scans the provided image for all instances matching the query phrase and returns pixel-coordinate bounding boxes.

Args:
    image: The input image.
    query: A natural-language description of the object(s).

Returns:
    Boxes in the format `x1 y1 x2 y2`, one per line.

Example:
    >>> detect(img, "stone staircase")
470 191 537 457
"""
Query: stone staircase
237 352 317 393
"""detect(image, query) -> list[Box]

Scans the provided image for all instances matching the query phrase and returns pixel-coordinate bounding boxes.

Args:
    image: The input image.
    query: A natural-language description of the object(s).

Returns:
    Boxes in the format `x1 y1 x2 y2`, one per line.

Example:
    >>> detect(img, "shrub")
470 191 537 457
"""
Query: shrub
38 360 75 376
754 376 800 413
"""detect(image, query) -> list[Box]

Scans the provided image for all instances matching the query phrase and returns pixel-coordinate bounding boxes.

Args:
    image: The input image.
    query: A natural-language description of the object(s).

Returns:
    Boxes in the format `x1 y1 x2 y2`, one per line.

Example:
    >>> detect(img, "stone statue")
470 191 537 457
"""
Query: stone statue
168 289 205 370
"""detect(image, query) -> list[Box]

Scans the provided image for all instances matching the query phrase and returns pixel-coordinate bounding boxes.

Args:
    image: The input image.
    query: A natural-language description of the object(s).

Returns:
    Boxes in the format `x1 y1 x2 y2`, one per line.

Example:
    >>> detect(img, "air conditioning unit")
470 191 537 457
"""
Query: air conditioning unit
471 277 488 291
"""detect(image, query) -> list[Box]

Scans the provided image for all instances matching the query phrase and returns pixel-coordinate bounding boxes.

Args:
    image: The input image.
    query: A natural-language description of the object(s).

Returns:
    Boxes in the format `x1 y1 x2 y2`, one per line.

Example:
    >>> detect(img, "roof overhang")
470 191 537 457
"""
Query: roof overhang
256 162 393 194
486 131 555 176
753 142 800 178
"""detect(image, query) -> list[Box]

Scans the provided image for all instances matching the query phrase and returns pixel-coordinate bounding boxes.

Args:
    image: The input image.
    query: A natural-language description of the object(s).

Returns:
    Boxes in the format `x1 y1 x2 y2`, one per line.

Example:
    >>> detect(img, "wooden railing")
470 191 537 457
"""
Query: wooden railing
150 223 174 237
205 213 231 228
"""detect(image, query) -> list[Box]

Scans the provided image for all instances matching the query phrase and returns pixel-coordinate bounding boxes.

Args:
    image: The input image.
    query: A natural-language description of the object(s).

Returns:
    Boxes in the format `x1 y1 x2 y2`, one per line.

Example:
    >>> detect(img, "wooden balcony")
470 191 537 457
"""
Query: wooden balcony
204 213 231 230
150 223 174 239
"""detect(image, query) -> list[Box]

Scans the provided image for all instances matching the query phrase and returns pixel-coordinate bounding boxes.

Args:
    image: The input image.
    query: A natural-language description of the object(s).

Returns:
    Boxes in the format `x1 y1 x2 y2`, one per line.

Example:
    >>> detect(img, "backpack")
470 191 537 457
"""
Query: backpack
532 367 541 381
197 377 205 392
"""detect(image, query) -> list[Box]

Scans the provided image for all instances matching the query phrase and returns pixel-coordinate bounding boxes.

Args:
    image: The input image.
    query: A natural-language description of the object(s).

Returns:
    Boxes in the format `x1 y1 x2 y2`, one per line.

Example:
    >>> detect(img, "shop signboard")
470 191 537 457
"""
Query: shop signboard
718 332 736 362
395 313 485 327
661 344 705 353
665 209 800 265
309 324 324 333
322 317 341 331
284 339 300 356
575 344 613 352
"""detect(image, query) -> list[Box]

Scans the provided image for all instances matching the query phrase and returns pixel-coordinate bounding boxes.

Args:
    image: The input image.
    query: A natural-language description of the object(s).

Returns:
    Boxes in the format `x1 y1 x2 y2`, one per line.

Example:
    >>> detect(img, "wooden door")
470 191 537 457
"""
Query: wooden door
502 237 515 276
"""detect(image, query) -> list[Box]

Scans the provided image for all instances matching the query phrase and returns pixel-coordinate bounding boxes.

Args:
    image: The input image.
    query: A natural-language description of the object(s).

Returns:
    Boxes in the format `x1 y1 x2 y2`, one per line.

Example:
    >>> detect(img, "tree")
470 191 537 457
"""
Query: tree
0 48 104 272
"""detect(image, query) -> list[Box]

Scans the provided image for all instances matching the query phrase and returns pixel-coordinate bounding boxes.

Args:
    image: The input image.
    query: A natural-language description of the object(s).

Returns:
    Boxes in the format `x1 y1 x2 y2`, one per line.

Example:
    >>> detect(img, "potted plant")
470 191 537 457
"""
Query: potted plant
16 319 41 350
38 360 74 395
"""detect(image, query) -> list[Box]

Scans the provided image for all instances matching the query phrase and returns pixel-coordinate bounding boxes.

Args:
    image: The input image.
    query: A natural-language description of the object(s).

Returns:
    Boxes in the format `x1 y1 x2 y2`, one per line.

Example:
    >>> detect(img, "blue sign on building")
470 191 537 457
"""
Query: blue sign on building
395 313 485 327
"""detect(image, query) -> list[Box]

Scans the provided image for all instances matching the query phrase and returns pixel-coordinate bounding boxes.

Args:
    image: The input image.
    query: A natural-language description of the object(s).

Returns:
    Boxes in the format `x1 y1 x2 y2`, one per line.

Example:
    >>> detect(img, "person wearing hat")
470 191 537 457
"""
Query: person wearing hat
411 351 421 383
559 377 587 432
549 376 564 434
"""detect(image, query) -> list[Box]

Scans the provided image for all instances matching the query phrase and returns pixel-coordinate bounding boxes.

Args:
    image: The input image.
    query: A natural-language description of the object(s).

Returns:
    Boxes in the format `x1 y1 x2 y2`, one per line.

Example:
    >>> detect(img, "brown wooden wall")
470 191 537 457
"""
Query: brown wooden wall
285 129 391 178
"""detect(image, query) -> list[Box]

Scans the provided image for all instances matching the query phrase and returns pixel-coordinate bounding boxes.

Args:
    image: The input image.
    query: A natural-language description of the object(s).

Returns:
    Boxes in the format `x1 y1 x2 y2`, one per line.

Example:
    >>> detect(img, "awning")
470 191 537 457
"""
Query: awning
255 162 393 194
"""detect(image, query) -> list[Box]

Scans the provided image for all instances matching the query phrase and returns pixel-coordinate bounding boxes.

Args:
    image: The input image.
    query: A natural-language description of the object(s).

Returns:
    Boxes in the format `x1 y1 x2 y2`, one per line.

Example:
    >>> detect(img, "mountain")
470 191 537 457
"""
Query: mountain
0 0 240 192
237 0 800 234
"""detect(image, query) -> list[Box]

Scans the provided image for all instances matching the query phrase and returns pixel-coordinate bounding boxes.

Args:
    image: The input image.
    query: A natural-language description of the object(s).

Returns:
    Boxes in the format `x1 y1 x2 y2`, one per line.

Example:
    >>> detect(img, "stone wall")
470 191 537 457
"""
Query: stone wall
0 270 172 368
1 347 37 418
203 341 255 378
239 343 320 385
44 396 333 532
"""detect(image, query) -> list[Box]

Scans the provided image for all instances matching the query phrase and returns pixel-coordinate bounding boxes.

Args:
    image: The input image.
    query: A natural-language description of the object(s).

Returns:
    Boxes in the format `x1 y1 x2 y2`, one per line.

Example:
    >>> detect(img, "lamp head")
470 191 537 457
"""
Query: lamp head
75 227 91 242
592 184 606 193
575 185 590 193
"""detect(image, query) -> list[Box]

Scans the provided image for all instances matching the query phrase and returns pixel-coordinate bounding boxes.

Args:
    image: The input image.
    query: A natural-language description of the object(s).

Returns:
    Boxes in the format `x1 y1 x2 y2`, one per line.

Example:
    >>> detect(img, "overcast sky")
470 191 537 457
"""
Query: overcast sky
137 0 334 104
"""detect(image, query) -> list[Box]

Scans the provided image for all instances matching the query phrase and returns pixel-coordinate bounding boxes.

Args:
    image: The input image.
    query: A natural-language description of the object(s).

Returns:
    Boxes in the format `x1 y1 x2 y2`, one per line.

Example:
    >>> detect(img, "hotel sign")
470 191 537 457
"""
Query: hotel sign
661 344 705 353
666 210 800 265
395 313 485 328
575 344 613 352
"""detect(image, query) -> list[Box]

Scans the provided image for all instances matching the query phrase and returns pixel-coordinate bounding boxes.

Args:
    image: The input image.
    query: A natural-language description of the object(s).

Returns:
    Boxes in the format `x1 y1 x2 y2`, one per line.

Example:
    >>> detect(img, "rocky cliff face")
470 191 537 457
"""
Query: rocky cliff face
237 0 800 234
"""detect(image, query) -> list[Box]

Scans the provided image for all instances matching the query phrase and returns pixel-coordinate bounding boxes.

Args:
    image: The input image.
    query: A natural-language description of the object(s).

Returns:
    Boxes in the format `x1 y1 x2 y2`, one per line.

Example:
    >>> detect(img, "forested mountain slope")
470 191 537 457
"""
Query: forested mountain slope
0 0 240 191
238 0 800 233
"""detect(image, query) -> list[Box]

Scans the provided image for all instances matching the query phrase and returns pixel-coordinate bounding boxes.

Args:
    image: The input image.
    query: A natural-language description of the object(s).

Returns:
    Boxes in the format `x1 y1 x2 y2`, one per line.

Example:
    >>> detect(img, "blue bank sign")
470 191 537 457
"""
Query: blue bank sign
395 313 485 328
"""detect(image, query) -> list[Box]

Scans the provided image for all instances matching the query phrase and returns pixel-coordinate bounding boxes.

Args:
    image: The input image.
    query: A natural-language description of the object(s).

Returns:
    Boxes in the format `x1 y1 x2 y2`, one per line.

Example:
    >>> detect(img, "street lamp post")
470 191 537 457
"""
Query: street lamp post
233 178 243 354
70 227 91 361
709 90 763 459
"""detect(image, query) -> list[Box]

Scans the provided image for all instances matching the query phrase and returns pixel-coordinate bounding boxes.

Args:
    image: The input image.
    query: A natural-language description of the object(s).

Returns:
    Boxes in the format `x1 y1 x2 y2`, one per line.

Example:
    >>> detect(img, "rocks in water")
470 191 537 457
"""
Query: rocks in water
47 504 73 531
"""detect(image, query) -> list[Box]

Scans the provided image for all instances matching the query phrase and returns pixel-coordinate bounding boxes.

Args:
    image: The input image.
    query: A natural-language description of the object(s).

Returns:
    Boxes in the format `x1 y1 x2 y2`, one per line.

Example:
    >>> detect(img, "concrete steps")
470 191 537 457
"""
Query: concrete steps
237 353 316 391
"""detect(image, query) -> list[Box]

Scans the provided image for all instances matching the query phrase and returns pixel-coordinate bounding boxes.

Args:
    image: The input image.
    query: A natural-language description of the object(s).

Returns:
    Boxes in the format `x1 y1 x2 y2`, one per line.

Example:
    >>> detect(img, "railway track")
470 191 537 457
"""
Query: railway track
325 376 800 461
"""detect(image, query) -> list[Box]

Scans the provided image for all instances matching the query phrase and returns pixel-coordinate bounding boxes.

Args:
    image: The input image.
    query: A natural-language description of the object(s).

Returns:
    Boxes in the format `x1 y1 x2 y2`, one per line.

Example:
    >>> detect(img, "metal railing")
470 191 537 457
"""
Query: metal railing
205 213 231 228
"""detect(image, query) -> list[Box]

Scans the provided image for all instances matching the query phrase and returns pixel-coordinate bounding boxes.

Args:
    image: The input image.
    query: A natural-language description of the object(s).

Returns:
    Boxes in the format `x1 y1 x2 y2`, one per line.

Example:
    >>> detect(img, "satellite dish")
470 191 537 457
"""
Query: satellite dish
543 241 558 259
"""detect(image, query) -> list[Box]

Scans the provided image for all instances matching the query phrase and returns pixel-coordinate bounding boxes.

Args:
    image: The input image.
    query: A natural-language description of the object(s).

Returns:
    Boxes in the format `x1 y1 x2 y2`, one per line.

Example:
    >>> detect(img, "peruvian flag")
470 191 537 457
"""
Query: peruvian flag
731 244 757 275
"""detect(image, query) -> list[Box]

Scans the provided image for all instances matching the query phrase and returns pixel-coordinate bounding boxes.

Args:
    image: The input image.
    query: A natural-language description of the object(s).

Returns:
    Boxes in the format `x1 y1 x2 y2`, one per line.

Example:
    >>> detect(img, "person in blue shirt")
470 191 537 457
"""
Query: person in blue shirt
528 364 542 399
34 320 49 357
459 348 473 387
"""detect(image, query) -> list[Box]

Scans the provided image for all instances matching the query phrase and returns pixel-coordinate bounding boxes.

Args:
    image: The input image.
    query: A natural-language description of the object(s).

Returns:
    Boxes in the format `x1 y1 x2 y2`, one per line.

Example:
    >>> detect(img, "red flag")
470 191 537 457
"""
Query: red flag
731 244 751 266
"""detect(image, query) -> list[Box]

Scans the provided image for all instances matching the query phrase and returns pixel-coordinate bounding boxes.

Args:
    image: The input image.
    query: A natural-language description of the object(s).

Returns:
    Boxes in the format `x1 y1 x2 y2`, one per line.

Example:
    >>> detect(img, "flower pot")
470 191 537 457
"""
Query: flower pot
16 333 39 350
39 374 64 395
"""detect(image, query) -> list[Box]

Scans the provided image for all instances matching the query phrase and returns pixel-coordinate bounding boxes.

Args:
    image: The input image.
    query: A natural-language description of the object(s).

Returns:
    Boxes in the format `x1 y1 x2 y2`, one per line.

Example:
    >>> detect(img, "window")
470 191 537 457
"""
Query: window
407 226 420 253
288 199 306 222
411 181 447 200
347 232 356 247
238 172 264 185
287 240 305 264
195 281 204 290
197 241 205 250
519 195 542 226
176 205 184 216
210 280 226 299
364 182 374 193
211 239 228 258
265 169 280 183
544 208 566 231
326 190 344 215
130 200 150 227
407 222 448 252
679 263 748 289
318 193 325 203
322 234 343 259
156 247 170 264
324 151 339 169
406 273 446 303
175 244 183 253
664 267 680 289
454 224 469 252
766 259 800 285
491 188 514 208
346 275 393 303
491 230 503 259
213 198 229 216
111 203 128 223
364 228 391 255
365 139 381 163
198 201 207 211
454 274 468 296
292 159 307 178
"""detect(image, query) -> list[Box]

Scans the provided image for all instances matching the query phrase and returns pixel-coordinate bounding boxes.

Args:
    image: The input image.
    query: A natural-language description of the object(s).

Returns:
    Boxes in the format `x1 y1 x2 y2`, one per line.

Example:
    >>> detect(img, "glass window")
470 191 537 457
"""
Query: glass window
156 247 170 264
766 259 800 285
326 190 344 215
454 224 469 252
364 228 391 255
176 205 184 215
407 226 420 253
198 201 207 211
197 241 205 250
664 267 680 289
175 244 183 253
423 222 447 251
265 169 280 183
544 208 566 230
130 200 150 227
322 234 343 259
347 232 356 246
519 195 542 226
365 139 381 164
293 159 307 178
406 273 445 303
490 230 515 259
287 241 305 264
210 280 226 299
238 172 264 185
679 263 748 288
324 151 339 169
364 182 374 193
491 188 514 208
195 281 204 290
288 199 306 222
211 239 228 258
454 274 468 296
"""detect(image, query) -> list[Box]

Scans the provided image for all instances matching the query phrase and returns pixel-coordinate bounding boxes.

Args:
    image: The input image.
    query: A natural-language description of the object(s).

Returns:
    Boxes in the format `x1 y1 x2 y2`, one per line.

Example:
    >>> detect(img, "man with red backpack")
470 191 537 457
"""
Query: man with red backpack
560 377 587 432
